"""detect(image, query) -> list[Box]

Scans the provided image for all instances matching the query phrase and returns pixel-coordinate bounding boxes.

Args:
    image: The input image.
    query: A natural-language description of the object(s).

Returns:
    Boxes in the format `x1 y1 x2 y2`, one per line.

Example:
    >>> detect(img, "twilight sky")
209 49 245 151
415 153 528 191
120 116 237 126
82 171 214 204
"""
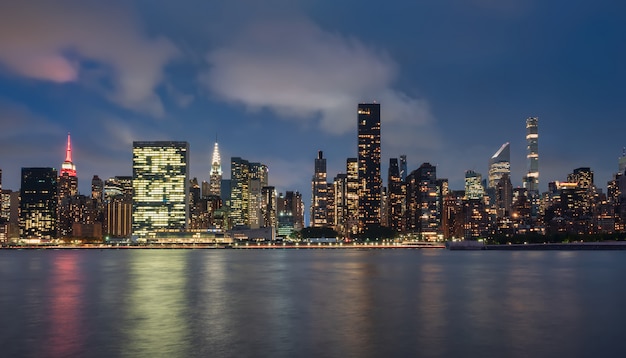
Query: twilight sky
1 0 625 206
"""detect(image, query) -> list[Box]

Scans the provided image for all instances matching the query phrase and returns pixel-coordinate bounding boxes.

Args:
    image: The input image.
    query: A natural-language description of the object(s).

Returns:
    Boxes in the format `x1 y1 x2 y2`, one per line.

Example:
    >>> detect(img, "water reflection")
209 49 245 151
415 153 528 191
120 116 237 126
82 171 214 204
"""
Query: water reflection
122 251 191 358
43 252 85 358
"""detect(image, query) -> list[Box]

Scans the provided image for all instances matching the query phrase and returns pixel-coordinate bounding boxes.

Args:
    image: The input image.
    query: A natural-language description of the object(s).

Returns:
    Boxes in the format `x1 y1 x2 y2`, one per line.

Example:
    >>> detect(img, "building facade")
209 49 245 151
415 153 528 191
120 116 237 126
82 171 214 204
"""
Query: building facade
357 103 382 231
20 167 58 240
132 141 189 239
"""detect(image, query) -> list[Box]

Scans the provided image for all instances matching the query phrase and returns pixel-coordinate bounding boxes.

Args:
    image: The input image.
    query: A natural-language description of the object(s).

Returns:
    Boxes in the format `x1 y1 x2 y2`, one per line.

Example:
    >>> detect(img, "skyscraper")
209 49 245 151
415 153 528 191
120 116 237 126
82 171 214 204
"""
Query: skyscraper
346 158 359 236
20 167 58 240
230 157 249 227
488 142 511 189
132 141 189 239
399 155 408 182
619 148 626 174
357 103 382 231
405 163 439 240
523 117 539 192
387 157 403 232
209 141 222 196
311 151 328 227
58 133 78 238
465 170 485 200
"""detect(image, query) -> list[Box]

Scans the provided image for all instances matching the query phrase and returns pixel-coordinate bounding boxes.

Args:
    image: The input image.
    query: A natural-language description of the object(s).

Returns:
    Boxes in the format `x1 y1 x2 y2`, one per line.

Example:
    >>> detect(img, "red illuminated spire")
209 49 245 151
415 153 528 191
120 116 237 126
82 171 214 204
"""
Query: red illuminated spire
65 132 73 162
61 132 76 177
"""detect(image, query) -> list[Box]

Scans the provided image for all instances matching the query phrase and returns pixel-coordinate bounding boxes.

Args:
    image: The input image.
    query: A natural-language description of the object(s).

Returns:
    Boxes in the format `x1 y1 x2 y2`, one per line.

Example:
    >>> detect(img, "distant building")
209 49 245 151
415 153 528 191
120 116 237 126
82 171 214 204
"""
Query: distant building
20 167 58 240
345 158 359 236
229 157 268 229
104 176 132 238
464 170 485 200
209 141 222 196
523 117 539 192
132 141 189 239
357 103 382 231
311 151 328 227
58 133 78 237
387 157 404 232
405 163 439 240
488 142 510 189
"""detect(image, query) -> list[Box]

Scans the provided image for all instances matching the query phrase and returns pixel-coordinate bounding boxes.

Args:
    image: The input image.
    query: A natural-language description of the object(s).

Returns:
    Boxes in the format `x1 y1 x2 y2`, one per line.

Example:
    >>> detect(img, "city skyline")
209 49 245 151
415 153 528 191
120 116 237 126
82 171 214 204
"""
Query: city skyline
0 0 625 205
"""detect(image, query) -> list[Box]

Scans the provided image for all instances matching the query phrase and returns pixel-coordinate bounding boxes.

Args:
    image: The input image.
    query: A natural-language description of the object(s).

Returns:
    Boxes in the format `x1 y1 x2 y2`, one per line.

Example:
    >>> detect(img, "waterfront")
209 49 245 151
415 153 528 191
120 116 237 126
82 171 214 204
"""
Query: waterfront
1 249 625 358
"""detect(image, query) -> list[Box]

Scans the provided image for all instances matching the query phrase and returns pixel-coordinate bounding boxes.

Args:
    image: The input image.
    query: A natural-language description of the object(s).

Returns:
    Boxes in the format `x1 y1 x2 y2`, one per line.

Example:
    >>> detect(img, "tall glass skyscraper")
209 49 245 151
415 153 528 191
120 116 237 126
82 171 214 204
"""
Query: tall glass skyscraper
132 141 189 239
20 167 58 240
488 142 511 189
311 151 328 227
523 117 539 192
357 103 382 231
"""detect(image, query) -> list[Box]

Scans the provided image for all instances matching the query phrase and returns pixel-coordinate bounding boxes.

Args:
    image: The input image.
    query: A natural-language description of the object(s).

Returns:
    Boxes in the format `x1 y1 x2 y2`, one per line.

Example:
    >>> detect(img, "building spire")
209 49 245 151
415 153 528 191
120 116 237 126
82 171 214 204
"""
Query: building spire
61 132 77 177
65 132 73 162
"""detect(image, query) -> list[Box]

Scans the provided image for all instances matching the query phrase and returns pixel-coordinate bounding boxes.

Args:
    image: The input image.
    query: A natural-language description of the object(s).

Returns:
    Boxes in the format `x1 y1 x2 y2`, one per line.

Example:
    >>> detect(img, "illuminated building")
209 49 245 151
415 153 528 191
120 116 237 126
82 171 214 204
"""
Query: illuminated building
261 186 277 228
619 148 626 174
387 158 404 232
277 191 304 236
332 173 347 234
230 157 249 227
399 154 408 182
311 151 328 227
132 141 189 239
248 162 268 229
523 117 539 192
229 158 268 228
209 141 222 196
464 170 485 200
346 158 359 236
357 103 382 231
495 173 513 218
58 133 78 237
488 142 510 189
104 176 132 238
405 163 439 240
20 167 58 240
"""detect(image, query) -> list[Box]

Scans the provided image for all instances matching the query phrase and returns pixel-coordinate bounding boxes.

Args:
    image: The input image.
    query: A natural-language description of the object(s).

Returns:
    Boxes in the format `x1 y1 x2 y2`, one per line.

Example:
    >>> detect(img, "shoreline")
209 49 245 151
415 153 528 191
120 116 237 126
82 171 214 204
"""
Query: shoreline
3 242 626 250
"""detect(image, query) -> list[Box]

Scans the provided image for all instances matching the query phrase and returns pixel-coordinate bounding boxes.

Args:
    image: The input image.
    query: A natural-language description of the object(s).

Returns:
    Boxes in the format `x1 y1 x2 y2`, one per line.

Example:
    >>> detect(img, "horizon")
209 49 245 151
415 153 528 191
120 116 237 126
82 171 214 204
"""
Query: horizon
1 0 625 206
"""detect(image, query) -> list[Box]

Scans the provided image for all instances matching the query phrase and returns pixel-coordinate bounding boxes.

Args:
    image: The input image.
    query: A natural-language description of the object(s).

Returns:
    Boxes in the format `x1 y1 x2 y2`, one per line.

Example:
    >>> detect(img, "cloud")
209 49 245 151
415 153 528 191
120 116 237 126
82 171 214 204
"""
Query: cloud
0 0 178 116
202 18 438 146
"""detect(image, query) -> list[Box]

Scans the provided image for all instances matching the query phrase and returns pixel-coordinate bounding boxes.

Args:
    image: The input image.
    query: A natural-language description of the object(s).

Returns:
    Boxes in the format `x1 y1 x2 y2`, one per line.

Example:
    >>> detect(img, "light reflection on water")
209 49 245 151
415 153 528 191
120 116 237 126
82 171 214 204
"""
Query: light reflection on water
1 249 626 358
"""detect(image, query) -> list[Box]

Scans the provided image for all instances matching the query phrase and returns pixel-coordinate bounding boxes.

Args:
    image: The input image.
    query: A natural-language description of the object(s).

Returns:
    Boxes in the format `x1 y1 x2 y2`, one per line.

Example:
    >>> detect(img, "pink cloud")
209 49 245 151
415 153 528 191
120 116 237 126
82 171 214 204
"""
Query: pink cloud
10 53 78 83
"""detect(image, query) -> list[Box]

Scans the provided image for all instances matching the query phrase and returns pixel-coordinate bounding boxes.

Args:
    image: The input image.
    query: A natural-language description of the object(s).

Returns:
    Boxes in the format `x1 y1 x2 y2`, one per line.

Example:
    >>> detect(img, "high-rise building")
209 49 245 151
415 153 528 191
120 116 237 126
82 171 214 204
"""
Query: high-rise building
345 158 359 236
20 168 58 240
387 158 404 232
104 176 132 238
261 186 277 228
230 157 249 227
619 148 626 174
229 158 268 228
311 151 328 227
132 141 189 239
58 133 78 237
465 170 485 200
405 163 439 240
209 142 222 196
523 117 539 192
488 142 510 189
357 103 382 231
495 173 513 218
248 162 268 229
399 155 408 182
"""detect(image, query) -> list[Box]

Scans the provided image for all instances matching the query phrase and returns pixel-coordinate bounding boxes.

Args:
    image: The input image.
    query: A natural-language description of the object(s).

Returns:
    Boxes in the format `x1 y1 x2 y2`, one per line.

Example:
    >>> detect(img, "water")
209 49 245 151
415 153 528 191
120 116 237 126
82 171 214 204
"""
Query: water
1 249 625 358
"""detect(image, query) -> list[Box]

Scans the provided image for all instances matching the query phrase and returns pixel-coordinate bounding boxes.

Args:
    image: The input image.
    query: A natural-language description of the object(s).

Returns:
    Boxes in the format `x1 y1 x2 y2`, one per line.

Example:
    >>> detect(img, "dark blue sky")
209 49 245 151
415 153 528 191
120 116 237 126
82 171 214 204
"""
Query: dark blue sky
1 0 625 207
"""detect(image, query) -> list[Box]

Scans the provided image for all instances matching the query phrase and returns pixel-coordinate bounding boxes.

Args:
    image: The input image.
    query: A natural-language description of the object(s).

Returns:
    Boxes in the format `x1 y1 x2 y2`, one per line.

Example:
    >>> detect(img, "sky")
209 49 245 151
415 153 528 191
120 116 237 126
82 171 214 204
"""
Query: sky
1 0 625 206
